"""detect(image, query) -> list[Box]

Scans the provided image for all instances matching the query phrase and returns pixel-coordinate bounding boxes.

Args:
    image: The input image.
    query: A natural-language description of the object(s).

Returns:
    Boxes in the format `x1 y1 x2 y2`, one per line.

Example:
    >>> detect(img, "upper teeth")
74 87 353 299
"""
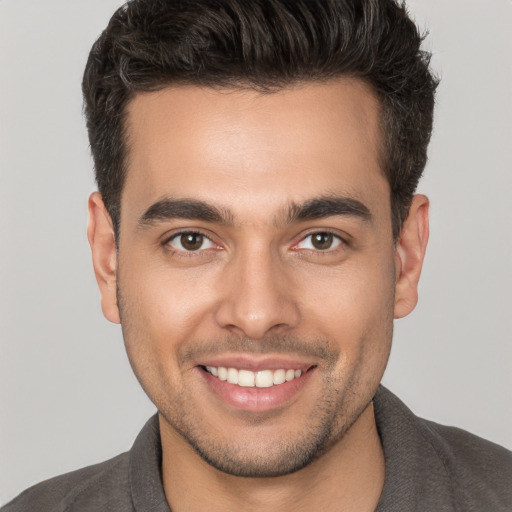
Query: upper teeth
205 366 303 388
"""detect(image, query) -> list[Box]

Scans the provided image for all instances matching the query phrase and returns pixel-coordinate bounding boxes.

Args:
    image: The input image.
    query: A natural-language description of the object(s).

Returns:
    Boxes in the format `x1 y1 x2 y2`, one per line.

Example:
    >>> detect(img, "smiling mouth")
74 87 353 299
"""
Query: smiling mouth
203 366 308 388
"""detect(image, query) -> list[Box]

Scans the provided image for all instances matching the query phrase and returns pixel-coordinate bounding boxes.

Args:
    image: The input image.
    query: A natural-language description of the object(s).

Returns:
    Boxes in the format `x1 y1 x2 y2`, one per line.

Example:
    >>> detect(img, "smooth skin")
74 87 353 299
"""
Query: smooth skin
88 79 429 511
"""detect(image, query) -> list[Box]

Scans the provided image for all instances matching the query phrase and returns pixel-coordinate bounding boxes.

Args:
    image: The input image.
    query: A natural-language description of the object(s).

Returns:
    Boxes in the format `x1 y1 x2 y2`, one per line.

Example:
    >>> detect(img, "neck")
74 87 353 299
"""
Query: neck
160 402 385 512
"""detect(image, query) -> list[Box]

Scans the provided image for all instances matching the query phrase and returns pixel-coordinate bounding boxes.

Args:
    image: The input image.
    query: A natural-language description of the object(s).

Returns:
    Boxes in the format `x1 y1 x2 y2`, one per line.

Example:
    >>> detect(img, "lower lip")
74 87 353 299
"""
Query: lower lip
198 367 316 412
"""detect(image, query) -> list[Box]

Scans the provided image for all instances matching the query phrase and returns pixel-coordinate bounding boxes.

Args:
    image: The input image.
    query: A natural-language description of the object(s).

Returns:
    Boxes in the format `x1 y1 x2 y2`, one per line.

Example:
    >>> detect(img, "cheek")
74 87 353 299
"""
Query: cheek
116 264 210 402
298 256 395 369
346 263 395 377
303 256 395 325
118 259 221 353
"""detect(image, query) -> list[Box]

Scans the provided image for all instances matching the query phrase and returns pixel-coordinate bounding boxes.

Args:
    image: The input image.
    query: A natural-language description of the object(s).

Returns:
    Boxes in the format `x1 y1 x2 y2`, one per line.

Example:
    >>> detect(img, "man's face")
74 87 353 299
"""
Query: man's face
101 80 404 476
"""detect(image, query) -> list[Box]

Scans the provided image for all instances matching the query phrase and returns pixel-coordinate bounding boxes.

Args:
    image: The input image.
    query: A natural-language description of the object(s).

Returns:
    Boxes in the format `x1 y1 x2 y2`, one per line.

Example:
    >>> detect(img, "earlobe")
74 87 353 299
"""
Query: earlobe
394 194 430 319
87 192 120 324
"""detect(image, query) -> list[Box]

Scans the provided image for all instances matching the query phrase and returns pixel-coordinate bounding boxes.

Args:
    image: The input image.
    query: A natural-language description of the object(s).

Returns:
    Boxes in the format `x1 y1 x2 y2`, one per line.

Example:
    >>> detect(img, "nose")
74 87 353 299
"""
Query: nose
214 247 300 339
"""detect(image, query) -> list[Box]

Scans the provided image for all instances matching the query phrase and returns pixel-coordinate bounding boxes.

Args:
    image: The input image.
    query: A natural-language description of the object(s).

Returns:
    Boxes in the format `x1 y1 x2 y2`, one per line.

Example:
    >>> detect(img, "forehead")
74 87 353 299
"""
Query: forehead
122 80 388 223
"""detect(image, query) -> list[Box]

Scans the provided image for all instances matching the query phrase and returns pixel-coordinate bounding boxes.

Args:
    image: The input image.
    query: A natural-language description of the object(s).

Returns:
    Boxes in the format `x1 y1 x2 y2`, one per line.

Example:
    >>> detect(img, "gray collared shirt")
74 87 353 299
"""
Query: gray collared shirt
3 386 511 511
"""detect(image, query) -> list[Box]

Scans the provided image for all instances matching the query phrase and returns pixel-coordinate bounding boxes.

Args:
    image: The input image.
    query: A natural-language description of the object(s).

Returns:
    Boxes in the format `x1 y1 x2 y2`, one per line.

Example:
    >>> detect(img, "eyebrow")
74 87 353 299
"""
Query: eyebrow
138 195 371 228
286 195 372 224
138 198 234 227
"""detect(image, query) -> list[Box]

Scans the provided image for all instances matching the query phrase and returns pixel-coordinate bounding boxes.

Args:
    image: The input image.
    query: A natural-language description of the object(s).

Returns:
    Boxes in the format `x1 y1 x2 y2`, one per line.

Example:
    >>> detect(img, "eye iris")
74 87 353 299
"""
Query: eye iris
181 233 203 251
311 232 333 250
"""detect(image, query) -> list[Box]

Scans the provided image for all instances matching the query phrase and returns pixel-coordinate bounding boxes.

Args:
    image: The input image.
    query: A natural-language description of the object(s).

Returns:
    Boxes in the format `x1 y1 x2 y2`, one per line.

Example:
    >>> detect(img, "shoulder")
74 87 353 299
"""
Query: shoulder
422 419 512 508
374 386 512 511
1 452 132 512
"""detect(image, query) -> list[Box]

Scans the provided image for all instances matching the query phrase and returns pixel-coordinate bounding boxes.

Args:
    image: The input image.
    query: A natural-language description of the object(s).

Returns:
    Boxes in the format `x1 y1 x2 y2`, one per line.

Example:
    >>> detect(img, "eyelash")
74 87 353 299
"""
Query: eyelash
163 231 218 256
292 231 347 254
162 230 347 256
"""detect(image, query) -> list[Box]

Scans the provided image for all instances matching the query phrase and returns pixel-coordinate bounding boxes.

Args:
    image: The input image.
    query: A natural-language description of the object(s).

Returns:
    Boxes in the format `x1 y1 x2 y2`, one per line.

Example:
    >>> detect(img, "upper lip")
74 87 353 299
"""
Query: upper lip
197 354 316 372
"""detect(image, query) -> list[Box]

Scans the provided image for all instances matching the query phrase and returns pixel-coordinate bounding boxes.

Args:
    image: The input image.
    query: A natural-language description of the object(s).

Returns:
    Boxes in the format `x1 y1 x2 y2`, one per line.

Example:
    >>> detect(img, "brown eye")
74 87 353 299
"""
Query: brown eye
295 232 343 251
181 233 203 250
311 232 333 250
167 232 214 252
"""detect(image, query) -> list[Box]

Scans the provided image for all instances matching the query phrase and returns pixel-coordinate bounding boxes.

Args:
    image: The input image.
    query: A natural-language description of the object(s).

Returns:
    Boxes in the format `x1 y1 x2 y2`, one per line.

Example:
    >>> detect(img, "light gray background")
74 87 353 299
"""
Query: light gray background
1 0 511 506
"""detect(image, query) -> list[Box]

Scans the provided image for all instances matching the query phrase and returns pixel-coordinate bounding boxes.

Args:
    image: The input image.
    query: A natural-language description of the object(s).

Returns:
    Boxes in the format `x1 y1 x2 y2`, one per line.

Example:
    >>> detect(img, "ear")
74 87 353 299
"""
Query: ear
394 194 429 319
87 192 120 324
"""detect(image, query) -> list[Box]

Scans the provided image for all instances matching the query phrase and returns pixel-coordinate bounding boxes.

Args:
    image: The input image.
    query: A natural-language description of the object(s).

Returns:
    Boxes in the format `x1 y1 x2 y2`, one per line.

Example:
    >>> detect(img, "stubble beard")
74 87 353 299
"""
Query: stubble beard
117 286 391 479
157 372 375 478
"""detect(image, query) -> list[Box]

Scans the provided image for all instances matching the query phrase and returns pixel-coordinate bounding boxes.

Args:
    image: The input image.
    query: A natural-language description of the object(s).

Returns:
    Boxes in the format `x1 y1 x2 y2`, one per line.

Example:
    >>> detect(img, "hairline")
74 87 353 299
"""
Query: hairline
114 75 394 242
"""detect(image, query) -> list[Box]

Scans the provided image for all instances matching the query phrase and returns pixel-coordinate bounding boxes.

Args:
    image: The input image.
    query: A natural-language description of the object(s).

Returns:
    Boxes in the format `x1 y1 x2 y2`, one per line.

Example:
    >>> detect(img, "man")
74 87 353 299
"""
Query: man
2 0 511 510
